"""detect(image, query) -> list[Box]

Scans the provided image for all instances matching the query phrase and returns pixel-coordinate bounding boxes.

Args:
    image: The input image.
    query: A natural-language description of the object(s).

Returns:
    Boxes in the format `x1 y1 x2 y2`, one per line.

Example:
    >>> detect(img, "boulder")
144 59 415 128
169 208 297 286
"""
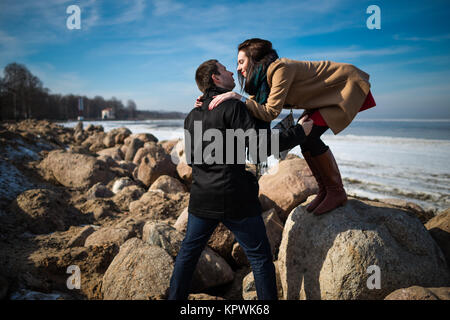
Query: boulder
10 189 86 234
39 150 115 189
232 242 249 267
102 238 173 300
142 221 234 291
129 190 189 221
174 207 189 233
112 185 145 212
384 286 450 300
230 209 283 265
142 221 185 257
188 293 225 300
67 225 97 248
170 139 192 185
132 141 158 165
207 223 235 262
258 156 317 221
116 160 137 176
176 162 192 187
111 177 136 194
278 198 450 300
136 143 176 187
85 183 114 199
82 131 106 152
78 198 120 220
124 133 158 147
96 155 118 168
85 227 132 247
124 138 144 162
114 127 132 144
103 127 131 148
159 139 181 155
425 208 450 268
97 146 124 161
149 175 186 194
242 260 283 300
378 198 434 223
262 208 284 259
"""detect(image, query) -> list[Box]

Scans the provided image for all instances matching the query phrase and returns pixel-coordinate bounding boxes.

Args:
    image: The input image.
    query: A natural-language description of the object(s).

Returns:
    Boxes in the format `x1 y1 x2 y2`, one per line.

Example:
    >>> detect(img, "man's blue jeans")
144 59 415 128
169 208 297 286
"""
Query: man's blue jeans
168 213 278 300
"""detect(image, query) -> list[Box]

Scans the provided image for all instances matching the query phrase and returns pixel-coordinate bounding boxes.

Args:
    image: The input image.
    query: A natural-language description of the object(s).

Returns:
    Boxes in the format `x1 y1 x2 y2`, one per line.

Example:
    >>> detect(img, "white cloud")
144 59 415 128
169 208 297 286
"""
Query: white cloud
393 33 450 42
297 45 416 61
152 0 184 16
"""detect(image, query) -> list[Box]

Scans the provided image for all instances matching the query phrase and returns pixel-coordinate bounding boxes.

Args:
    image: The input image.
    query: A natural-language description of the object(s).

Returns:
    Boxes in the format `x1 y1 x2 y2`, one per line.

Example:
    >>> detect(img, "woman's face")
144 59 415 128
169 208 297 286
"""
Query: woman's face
237 50 249 78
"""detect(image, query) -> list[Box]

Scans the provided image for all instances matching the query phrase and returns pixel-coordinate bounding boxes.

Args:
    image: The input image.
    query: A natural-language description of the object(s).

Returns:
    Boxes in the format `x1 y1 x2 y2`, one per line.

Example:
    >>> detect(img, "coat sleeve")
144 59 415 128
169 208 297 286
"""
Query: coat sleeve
183 115 193 167
244 62 297 122
226 101 306 159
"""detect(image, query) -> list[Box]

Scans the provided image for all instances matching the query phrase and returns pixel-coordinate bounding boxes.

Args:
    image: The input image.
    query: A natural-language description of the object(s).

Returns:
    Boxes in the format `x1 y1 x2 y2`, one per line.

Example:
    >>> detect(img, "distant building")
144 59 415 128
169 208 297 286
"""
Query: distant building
102 108 115 120
78 97 84 121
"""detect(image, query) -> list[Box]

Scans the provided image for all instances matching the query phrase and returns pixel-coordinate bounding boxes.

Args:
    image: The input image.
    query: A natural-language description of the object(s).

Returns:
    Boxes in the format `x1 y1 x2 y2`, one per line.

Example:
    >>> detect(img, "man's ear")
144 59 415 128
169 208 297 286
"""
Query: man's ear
211 74 220 85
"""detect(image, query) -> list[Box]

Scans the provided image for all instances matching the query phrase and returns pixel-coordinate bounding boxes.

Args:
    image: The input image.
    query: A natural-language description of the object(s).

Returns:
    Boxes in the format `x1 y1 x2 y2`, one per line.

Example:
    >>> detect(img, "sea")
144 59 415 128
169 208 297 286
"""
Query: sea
58 118 450 213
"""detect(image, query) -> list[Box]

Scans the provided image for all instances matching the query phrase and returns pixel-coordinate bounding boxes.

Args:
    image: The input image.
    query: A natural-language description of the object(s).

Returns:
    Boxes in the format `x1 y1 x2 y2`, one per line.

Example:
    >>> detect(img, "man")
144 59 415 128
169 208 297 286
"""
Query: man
168 59 313 300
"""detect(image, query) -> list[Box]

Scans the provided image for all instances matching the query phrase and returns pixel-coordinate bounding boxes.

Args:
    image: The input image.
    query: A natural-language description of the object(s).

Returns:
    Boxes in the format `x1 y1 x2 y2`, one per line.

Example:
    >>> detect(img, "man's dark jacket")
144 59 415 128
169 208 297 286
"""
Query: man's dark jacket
184 86 307 220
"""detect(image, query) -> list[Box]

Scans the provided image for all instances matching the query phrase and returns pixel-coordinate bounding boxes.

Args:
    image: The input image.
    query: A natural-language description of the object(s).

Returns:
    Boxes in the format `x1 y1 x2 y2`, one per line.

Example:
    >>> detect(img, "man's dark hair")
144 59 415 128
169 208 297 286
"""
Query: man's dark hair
195 59 219 94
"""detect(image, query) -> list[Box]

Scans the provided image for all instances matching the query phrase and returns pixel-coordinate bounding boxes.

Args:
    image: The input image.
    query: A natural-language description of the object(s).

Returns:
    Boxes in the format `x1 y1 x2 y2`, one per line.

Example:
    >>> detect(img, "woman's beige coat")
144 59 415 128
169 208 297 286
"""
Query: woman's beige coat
244 58 371 134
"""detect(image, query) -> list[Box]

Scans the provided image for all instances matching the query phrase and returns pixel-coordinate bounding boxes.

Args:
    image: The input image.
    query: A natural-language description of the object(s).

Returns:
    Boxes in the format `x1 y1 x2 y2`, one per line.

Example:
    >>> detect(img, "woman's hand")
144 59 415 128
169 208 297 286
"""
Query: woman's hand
194 96 203 108
209 92 241 110
298 115 313 136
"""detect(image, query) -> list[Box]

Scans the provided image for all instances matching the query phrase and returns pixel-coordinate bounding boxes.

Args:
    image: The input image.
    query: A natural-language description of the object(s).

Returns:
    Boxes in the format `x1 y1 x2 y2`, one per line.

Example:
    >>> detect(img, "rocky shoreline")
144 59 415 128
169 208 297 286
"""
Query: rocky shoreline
0 119 448 300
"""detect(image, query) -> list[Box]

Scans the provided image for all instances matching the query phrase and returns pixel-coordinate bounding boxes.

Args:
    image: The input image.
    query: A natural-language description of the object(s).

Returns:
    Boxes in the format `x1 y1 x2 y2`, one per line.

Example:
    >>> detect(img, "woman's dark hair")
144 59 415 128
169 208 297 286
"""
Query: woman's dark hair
237 38 279 94
195 59 219 94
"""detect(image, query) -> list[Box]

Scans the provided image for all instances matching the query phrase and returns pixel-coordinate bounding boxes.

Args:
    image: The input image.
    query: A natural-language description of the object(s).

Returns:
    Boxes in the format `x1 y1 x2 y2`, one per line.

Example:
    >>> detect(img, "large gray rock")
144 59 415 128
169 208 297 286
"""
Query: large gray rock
229 209 283 266
39 150 115 189
384 286 450 300
142 221 234 291
278 198 450 300
136 143 176 187
111 177 136 194
170 139 192 186
128 190 189 221
425 209 450 268
174 207 189 233
97 146 124 161
102 238 173 300
81 131 106 152
258 156 317 221
112 184 145 212
242 260 283 300
10 189 86 234
103 127 132 148
124 138 144 162
149 175 186 194
84 227 132 247
67 225 97 247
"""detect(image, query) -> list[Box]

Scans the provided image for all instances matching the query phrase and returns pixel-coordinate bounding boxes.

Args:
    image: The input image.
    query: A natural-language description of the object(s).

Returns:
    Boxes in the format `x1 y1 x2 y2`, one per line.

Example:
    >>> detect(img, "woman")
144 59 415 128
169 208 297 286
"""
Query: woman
200 38 376 215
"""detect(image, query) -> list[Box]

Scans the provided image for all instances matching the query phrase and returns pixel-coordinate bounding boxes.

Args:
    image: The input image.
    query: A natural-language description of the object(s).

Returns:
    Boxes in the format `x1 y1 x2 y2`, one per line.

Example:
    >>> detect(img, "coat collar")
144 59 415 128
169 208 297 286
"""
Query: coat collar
204 85 230 99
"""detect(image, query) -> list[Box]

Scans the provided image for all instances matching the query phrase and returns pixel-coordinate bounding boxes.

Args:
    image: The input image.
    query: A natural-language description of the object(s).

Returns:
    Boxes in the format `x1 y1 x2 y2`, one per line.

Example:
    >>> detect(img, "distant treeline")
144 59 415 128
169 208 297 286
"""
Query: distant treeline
0 62 187 121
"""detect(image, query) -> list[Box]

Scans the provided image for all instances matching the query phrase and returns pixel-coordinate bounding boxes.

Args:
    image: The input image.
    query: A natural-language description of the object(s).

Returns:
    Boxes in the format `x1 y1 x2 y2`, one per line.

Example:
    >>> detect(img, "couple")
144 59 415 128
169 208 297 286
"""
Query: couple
168 38 375 300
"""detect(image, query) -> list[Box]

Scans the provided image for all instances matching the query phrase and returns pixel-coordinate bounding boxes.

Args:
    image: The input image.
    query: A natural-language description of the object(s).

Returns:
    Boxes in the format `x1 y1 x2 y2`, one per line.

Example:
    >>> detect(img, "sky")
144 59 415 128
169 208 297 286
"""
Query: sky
0 0 449 119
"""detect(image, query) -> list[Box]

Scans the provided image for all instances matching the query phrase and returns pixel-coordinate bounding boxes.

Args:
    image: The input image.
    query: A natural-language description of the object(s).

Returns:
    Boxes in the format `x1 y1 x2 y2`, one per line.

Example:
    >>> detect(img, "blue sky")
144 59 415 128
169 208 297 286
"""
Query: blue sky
0 0 449 119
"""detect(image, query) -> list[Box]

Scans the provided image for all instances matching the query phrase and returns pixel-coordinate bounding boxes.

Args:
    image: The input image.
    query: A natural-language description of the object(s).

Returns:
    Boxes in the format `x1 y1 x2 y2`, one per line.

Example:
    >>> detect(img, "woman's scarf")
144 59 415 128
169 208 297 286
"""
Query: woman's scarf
245 64 272 178
247 64 270 104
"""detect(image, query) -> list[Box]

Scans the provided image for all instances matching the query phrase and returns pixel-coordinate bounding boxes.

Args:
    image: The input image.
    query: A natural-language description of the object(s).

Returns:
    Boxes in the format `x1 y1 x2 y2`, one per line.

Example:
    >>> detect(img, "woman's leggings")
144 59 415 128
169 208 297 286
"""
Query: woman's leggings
299 124 329 156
